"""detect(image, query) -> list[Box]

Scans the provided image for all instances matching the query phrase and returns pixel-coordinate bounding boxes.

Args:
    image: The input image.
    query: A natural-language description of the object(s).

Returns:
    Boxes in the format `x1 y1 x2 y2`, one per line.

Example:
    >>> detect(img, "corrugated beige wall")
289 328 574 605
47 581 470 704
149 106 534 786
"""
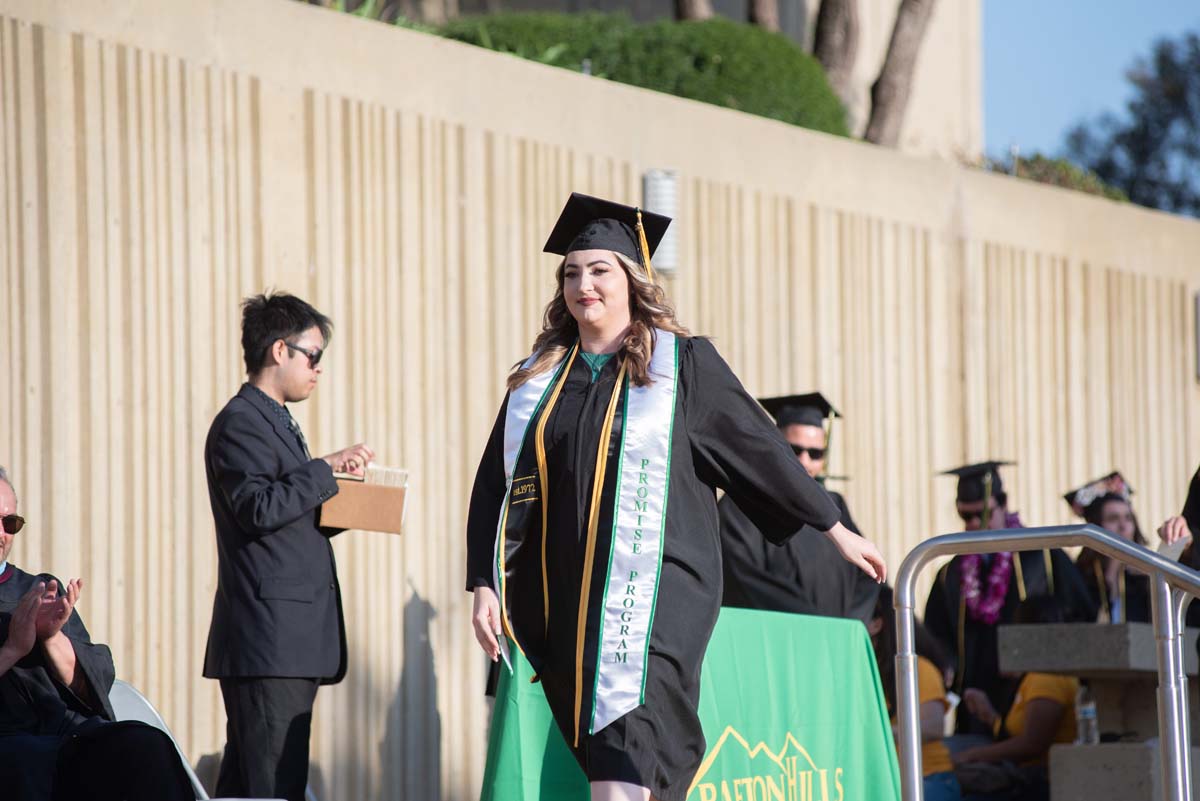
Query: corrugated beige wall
1 1 1197 799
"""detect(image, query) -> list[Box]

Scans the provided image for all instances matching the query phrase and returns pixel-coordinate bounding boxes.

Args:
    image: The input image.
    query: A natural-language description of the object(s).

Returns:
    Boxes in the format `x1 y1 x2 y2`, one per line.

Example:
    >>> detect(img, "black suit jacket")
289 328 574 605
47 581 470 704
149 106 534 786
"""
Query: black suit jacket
0 565 116 733
202 384 346 683
0 565 120 800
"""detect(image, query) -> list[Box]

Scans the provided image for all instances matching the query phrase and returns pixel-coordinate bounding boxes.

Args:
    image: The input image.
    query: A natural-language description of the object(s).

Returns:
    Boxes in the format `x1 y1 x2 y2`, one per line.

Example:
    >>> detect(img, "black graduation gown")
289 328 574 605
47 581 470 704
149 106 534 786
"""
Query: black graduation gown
1181 465 1200 574
0 564 117 800
719 489 880 624
1077 556 1152 624
466 336 842 800
923 548 1097 734
1174 466 1200 634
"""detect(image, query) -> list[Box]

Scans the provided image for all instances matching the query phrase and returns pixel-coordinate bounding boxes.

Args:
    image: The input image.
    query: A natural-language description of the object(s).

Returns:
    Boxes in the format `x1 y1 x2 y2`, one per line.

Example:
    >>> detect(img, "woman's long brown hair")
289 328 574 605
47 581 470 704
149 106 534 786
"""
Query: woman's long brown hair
507 251 689 391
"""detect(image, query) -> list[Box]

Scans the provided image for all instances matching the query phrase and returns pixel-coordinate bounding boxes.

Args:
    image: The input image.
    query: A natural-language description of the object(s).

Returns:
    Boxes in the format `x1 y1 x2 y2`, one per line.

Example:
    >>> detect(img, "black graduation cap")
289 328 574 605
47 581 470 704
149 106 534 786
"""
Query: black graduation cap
758 392 840 430
1063 471 1133 518
759 392 846 479
940 461 1013 504
543 193 672 276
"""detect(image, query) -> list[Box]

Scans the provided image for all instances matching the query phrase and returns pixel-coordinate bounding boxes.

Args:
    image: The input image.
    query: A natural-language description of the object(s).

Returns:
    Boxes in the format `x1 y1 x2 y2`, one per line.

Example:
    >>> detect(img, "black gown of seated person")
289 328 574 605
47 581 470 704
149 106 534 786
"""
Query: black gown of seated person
720 488 879 624
1077 556 1151 624
924 549 1097 735
466 336 841 801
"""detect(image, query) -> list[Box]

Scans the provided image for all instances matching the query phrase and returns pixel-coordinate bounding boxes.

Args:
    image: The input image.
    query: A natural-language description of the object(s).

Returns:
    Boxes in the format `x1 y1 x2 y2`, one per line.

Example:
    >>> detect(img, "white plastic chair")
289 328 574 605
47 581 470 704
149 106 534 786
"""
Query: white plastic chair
109 679 214 799
108 678 303 801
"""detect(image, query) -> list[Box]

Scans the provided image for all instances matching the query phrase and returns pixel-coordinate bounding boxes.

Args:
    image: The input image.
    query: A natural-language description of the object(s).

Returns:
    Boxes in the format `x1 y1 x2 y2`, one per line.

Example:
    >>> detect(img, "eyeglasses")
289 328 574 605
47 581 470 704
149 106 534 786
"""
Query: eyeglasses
284 342 324 368
1 515 25 535
790 445 827 460
957 505 996 525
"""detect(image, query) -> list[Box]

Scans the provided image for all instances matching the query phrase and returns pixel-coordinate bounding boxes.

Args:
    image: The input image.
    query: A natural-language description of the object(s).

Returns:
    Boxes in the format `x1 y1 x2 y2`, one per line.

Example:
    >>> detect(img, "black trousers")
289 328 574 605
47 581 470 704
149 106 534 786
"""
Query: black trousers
52 721 194 801
216 677 320 801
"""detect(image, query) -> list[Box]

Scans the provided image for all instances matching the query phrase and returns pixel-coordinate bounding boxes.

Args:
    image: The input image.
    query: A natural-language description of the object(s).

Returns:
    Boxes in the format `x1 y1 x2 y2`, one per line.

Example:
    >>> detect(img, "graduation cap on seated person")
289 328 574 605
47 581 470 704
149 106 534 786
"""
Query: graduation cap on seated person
543 192 672 283
940 461 1013 504
757 392 848 482
1063 471 1133 518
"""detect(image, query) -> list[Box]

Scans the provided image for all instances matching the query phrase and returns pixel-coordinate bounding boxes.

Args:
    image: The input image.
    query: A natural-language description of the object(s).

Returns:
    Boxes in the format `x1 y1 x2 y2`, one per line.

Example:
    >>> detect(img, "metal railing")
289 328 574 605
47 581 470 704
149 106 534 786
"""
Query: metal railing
894 525 1200 801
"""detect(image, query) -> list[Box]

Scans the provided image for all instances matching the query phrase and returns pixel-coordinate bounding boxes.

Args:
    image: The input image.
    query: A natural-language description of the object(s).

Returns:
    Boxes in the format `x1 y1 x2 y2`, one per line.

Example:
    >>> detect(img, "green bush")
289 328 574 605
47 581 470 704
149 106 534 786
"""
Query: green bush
440 12 634 72
989 153 1128 203
438 13 849 137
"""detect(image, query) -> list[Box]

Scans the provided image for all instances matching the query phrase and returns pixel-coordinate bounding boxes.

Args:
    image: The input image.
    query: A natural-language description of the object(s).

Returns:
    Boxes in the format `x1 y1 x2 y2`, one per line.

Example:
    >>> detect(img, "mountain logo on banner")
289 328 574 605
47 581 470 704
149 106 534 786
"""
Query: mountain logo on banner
687 726 846 801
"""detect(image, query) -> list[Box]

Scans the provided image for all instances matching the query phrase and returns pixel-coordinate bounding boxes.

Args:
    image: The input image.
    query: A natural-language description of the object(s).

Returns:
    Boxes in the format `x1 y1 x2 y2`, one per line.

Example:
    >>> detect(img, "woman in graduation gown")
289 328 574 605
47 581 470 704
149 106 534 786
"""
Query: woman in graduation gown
465 193 886 801
1066 473 1151 624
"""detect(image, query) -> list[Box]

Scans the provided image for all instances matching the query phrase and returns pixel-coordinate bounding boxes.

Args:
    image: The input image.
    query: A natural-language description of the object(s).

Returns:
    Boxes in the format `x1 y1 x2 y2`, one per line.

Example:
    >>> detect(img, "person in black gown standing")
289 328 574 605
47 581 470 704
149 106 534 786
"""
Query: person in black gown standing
465 193 887 801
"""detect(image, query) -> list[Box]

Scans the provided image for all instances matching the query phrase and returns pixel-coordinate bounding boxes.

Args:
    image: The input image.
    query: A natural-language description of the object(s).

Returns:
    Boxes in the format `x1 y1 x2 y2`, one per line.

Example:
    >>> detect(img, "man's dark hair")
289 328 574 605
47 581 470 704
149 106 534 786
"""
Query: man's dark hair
241 292 333 376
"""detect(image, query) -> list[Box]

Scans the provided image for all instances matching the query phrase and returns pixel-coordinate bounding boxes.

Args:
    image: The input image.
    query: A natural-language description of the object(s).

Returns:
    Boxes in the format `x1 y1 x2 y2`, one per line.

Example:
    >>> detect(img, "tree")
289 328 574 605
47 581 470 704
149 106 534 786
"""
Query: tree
1066 32 1200 217
749 0 780 33
812 0 859 110
675 0 714 21
863 0 936 146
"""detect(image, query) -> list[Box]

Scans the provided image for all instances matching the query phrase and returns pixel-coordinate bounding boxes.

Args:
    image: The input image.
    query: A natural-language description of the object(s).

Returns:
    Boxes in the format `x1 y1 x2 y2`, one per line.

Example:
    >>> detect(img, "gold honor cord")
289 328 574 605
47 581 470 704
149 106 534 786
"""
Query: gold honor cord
1092 559 1126 624
535 345 580 641
635 209 656 284
955 593 967 696
573 359 629 747
824 412 835 476
1093 560 1109 623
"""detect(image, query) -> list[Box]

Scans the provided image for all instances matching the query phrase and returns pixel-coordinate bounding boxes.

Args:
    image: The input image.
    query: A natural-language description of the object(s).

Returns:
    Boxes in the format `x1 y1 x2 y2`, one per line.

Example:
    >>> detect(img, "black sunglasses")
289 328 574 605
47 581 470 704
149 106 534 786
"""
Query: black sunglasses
284 342 324 368
1 514 25 535
957 504 996 525
790 445 827 460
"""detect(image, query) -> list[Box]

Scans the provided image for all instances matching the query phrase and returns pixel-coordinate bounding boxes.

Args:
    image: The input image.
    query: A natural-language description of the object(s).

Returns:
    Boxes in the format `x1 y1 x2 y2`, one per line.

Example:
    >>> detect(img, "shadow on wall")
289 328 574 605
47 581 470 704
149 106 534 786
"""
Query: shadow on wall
196 589 447 801
381 588 443 801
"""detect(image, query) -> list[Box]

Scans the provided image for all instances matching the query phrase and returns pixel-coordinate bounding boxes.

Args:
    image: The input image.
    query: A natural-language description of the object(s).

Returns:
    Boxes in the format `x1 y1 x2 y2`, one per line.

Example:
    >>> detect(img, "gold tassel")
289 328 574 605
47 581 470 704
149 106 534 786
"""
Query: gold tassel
635 208 657 284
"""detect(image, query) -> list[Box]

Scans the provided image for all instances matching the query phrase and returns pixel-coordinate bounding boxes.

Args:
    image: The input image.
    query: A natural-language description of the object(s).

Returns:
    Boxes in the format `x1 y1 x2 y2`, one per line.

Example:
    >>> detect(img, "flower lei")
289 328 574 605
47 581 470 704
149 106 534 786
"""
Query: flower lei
960 512 1024 624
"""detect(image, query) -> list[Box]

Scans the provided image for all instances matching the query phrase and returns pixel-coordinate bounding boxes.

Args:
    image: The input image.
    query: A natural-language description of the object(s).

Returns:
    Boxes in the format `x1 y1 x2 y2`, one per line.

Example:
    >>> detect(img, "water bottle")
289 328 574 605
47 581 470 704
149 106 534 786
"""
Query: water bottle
1075 682 1099 745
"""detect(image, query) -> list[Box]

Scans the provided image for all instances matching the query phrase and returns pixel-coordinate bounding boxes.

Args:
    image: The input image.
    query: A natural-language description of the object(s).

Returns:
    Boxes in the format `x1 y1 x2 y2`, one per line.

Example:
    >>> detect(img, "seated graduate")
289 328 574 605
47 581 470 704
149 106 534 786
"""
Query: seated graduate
923 461 1096 736
0 466 192 801
953 596 1079 801
869 585 960 801
1066 472 1150 623
719 392 880 624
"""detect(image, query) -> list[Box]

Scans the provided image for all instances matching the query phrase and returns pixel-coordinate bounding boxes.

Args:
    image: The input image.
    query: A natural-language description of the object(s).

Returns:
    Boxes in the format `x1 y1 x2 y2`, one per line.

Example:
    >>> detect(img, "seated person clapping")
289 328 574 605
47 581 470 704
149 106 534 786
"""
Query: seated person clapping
0 467 193 801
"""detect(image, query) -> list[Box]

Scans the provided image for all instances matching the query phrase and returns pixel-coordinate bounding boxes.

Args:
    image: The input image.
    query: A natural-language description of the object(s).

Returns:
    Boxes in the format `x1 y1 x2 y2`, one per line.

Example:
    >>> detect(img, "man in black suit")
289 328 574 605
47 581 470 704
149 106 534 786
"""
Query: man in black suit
204 292 373 801
0 467 192 801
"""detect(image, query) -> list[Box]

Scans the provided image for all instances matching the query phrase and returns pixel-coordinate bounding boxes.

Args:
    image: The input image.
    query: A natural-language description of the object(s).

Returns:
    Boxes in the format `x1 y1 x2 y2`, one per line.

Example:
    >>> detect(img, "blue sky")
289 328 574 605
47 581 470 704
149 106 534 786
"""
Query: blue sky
984 0 1200 159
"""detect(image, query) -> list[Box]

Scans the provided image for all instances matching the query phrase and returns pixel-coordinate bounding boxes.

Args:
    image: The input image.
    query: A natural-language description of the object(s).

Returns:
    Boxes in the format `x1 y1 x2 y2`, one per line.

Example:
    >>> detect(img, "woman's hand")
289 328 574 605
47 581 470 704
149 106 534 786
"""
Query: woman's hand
962 687 999 727
823 522 887 583
1159 516 1193 546
472 585 504 662
1103 557 1122 593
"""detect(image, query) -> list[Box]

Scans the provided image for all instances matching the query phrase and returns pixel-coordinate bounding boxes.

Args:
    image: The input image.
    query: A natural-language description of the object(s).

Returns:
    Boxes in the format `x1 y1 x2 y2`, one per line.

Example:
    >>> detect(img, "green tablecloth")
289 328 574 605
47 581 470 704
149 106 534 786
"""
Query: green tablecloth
480 607 901 801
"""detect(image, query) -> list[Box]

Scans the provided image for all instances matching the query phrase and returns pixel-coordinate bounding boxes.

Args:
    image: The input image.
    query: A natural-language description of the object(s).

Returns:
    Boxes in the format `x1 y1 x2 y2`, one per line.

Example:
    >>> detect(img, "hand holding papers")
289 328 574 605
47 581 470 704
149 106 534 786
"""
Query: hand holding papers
321 464 408 534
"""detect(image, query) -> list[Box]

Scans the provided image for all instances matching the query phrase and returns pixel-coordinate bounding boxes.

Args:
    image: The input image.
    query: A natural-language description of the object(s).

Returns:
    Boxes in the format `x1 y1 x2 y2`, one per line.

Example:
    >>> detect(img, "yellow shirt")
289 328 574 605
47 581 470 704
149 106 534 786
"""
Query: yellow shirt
890 656 953 776
1003 672 1078 765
